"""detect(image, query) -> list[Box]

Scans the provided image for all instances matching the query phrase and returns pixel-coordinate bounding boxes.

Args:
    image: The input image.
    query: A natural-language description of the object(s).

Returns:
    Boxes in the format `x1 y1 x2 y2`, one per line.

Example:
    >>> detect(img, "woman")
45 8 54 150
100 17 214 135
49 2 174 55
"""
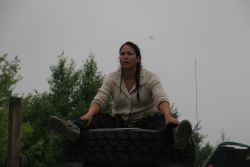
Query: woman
49 41 192 149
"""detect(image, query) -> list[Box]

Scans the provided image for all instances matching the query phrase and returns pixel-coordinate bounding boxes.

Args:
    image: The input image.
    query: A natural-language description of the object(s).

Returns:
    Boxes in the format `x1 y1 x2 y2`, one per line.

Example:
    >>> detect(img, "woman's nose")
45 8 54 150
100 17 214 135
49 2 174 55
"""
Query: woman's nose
123 53 129 58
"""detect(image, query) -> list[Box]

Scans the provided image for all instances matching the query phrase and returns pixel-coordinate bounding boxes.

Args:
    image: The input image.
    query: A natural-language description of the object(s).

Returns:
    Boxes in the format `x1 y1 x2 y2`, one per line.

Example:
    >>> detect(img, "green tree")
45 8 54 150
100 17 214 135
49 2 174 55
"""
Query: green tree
22 92 64 167
48 52 80 118
47 52 105 117
0 54 22 105
193 121 213 167
21 52 106 166
0 54 22 166
77 53 105 113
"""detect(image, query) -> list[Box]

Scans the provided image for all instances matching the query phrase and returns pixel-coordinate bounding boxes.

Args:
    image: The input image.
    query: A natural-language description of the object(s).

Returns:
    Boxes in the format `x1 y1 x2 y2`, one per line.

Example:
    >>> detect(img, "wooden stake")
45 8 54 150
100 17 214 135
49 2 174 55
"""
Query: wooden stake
6 97 22 167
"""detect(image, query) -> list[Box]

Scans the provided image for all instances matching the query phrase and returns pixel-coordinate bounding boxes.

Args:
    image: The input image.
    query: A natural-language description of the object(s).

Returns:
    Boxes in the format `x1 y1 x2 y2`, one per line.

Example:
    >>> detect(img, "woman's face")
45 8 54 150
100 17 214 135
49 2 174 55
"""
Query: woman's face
119 45 140 70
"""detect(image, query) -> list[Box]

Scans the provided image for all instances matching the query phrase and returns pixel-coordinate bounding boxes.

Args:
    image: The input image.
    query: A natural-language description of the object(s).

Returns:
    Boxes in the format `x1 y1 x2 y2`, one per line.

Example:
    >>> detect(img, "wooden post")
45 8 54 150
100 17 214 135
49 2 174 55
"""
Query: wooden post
6 97 22 167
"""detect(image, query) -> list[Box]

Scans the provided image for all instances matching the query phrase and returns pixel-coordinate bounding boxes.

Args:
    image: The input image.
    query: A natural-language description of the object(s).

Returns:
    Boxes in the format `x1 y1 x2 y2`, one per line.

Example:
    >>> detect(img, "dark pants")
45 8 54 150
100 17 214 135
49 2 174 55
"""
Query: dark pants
72 113 177 136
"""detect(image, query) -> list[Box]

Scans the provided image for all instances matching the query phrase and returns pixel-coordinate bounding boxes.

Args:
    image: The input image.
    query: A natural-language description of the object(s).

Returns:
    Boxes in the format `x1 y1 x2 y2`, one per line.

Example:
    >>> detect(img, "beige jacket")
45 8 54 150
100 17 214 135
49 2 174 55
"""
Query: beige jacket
92 68 169 121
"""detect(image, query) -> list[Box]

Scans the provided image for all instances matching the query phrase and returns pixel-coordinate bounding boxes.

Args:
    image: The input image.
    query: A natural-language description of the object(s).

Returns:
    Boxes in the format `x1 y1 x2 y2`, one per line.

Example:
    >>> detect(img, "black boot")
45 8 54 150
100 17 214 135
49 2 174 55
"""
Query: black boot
174 120 192 149
48 116 80 142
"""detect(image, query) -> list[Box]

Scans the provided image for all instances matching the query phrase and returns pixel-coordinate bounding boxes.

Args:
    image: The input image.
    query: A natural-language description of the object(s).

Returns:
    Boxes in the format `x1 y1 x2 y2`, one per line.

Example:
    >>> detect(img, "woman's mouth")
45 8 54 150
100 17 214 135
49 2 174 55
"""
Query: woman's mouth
123 61 129 64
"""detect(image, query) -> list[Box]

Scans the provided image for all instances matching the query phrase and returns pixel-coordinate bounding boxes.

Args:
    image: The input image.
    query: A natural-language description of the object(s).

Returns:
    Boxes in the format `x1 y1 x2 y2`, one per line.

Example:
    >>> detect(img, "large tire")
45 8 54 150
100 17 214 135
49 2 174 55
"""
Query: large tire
63 128 195 167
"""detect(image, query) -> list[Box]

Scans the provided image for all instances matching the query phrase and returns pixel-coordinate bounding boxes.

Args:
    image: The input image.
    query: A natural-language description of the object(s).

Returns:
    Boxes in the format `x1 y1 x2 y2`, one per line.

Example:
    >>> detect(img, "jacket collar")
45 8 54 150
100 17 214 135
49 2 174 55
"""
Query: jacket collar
113 68 146 89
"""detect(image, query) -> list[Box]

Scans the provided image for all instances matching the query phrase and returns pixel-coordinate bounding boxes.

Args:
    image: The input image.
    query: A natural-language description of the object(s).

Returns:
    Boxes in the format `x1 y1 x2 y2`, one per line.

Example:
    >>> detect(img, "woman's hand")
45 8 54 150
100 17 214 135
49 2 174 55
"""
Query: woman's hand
164 114 179 125
80 112 94 126
79 102 101 126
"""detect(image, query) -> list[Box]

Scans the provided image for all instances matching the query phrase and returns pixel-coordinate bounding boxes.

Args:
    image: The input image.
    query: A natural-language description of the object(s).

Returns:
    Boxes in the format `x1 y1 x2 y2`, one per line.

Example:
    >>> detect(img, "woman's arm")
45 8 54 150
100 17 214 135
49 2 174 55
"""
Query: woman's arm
158 101 179 125
149 72 179 124
79 74 112 125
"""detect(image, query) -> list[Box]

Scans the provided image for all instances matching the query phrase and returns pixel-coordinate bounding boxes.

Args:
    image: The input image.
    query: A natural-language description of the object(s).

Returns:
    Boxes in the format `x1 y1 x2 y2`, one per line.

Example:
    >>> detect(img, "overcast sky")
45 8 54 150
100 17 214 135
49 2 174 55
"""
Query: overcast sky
1 0 250 146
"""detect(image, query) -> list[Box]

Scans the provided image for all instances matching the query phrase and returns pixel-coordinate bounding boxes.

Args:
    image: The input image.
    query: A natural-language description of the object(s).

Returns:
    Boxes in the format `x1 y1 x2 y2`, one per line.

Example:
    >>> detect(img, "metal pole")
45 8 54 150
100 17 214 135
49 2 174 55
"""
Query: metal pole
195 58 199 132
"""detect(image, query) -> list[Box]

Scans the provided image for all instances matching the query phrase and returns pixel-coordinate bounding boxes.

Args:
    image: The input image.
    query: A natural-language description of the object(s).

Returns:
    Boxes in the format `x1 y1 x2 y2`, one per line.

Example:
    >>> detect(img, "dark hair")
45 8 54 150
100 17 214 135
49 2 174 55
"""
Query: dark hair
119 41 141 102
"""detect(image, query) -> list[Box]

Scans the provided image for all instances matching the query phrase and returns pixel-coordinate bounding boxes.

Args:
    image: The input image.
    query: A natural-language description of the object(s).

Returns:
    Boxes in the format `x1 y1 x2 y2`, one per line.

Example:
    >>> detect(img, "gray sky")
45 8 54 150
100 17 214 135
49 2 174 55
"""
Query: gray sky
1 0 250 146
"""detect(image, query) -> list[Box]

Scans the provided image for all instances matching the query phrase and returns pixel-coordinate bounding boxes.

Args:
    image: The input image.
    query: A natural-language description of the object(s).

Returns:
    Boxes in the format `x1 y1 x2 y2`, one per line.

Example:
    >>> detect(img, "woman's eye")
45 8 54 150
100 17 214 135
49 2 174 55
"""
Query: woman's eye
120 51 135 56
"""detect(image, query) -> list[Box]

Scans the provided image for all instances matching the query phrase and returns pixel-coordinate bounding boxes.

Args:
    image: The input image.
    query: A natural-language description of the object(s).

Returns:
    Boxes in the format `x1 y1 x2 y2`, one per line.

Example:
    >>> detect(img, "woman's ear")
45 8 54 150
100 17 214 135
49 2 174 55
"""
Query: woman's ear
136 56 141 63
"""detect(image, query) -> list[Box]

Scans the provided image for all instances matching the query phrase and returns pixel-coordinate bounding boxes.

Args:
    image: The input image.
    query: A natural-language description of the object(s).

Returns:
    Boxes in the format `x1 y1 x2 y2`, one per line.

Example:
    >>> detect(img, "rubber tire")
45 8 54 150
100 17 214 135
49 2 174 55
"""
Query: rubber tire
63 128 195 167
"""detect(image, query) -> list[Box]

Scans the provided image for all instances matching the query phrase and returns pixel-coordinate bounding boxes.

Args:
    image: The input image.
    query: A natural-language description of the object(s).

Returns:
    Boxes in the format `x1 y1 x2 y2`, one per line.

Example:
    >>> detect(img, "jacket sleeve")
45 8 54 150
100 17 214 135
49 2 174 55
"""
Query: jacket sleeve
91 75 112 111
149 73 169 108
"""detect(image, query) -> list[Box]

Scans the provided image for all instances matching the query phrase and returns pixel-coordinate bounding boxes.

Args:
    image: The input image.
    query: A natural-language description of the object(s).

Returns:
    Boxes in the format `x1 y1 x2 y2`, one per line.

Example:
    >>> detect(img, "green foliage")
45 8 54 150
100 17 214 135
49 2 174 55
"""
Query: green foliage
0 107 8 166
48 52 105 117
21 92 65 167
48 52 80 117
193 121 213 167
20 52 105 166
0 54 22 105
0 54 22 166
79 53 104 105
